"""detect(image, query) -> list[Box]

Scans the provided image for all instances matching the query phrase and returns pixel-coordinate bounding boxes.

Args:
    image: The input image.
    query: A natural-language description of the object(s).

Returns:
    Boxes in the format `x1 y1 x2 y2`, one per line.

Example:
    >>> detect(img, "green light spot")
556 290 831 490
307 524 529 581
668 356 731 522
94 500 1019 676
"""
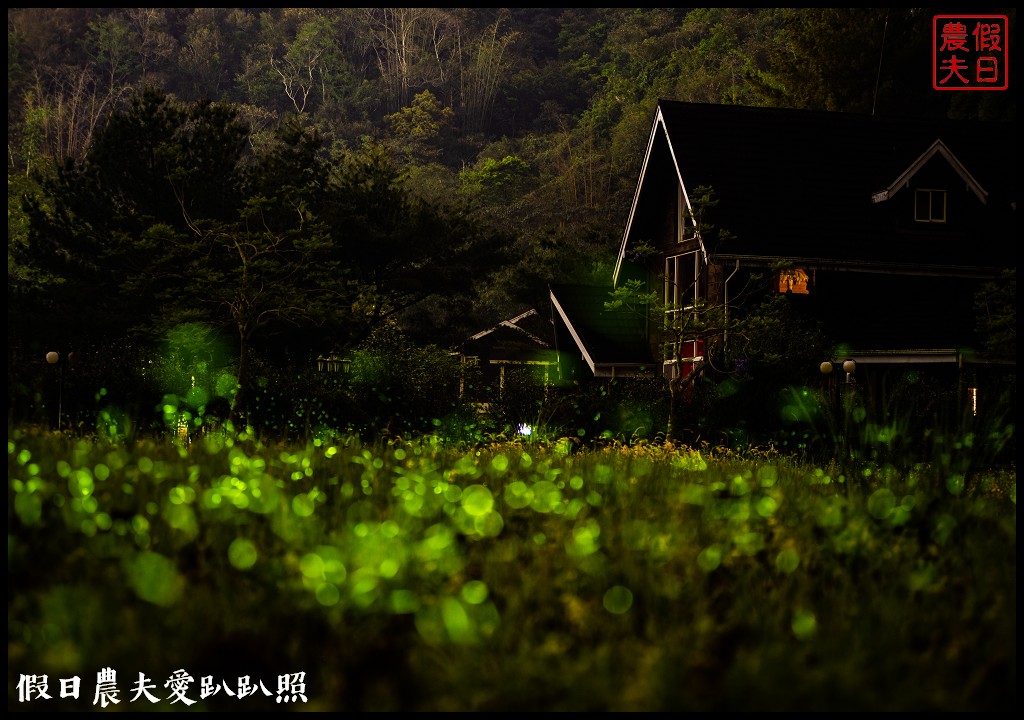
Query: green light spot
163 504 197 539
389 589 419 614
316 582 340 607
473 510 504 537
461 485 494 516
791 609 817 640
300 553 324 578
379 559 400 578
775 547 800 574
127 551 184 607
730 474 750 496
697 545 723 572
350 573 380 608
461 580 489 605
69 469 94 497
756 496 778 517
945 474 965 496
228 538 258 570
443 484 462 503
441 597 476 644
733 531 764 556
503 481 533 509
603 585 633 614
292 494 315 517
15 493 43 525
867 488 897 519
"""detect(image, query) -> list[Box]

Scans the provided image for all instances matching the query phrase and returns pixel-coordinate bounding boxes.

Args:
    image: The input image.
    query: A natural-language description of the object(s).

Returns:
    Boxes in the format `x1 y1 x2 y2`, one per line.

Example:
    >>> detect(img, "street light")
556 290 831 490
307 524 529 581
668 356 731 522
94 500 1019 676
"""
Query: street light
820 358 857 460
45 350 79 431
819 359 856 383
317 353 351 374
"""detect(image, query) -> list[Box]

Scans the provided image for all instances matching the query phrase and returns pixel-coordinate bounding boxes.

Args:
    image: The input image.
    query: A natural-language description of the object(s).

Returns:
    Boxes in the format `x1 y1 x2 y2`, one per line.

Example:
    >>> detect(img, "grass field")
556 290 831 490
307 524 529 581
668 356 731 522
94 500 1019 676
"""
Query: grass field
8 427 1016 711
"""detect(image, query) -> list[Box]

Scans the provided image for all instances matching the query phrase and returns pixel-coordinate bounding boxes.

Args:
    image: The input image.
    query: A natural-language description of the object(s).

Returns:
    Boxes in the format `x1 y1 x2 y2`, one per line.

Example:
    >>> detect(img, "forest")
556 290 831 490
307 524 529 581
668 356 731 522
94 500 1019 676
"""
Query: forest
7 7 1017 442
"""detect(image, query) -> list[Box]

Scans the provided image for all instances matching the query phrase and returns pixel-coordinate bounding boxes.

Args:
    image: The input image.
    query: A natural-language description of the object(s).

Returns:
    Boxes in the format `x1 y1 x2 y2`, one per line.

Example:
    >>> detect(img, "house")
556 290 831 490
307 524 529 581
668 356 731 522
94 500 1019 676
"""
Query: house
550 100 1016 410
454 308 557 406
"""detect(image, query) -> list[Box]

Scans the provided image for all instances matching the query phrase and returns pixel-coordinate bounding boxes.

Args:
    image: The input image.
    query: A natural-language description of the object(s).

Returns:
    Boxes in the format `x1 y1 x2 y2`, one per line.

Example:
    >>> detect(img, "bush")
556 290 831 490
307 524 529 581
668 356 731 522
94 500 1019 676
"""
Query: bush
347 325 465 440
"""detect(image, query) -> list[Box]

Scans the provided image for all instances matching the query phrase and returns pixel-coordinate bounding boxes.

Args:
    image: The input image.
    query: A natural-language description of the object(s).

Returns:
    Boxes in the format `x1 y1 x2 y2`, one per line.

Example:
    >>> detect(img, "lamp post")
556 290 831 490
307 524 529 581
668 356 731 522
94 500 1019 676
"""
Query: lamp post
820 359 856 459
45 350 79 431
819 358 856 383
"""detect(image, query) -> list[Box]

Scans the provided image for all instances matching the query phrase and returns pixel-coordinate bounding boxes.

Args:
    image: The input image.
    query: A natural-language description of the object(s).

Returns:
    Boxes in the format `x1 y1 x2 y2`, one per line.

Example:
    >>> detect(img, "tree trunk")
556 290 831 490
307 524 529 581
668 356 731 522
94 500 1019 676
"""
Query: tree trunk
229 326 252 430
665 359 704 443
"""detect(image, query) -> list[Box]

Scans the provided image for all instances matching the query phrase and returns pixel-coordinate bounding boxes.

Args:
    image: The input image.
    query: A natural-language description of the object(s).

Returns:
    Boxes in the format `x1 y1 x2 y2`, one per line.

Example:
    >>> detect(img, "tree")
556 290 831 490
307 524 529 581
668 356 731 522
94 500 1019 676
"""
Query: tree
83 13 140 95
320 141 513 350
14 90 336 427
974 268 1016 360
360 8 459 114
266 13 342 115
168 119 349 426
605 274 725 443
383 89 456 164
457 11 521 136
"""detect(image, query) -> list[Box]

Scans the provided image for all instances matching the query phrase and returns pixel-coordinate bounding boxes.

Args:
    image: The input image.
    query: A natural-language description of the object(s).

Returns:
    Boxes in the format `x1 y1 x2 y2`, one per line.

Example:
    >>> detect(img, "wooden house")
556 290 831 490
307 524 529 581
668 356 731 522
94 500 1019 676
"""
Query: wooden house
454 308 557 407
550 100 1016 411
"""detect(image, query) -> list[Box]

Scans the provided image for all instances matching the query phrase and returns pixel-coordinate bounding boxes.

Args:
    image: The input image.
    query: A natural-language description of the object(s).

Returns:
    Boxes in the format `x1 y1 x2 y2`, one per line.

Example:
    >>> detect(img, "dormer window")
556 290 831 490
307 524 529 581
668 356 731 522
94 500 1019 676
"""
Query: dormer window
915 189 947 223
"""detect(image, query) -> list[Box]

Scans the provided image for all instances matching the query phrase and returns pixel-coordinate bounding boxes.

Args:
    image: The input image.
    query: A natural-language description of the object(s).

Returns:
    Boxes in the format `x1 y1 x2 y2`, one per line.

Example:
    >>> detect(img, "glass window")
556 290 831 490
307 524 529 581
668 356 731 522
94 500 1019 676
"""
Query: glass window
915 189 946 223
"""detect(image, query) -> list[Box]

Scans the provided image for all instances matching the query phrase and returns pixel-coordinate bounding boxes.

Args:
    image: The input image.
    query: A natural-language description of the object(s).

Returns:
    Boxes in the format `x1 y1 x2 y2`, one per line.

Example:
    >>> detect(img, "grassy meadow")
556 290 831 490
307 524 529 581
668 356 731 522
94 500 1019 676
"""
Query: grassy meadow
8 427 1016 712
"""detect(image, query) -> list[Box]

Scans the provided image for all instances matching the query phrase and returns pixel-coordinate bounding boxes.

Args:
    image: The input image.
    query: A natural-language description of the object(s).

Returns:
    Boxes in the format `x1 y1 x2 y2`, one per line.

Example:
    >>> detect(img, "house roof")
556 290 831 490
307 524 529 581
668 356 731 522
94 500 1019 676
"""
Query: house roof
458 308 555 364
549 283 655 377
614 101 1017 285
870 138 986 205
466 308 550 348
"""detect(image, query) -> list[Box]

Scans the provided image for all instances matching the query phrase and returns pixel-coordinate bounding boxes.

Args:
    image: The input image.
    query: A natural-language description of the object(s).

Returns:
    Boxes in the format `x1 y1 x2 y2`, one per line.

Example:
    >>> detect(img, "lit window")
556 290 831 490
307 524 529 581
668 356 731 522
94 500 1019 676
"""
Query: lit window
776 268 811 294
967 387 977 416
915 189 946 223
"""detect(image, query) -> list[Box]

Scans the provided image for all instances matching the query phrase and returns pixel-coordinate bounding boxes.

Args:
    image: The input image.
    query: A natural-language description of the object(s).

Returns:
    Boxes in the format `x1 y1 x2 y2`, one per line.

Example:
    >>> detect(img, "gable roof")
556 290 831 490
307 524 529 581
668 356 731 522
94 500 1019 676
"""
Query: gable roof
458 307 555 366
549 283 654 377
870 138 987 205
614 101 1016 285
466 308 550 348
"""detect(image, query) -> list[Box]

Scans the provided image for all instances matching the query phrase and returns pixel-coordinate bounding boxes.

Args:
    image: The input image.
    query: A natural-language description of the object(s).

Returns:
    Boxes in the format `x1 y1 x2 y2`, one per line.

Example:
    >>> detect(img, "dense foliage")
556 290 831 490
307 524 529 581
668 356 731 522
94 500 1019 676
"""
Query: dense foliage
8 430 1016 711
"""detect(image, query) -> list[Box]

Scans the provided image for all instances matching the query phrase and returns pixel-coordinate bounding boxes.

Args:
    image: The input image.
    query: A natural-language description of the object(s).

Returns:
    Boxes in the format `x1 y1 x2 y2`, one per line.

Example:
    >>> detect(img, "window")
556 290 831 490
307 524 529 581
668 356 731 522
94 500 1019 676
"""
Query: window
665 252 699 328
776 267 812 294
915 189 946 223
